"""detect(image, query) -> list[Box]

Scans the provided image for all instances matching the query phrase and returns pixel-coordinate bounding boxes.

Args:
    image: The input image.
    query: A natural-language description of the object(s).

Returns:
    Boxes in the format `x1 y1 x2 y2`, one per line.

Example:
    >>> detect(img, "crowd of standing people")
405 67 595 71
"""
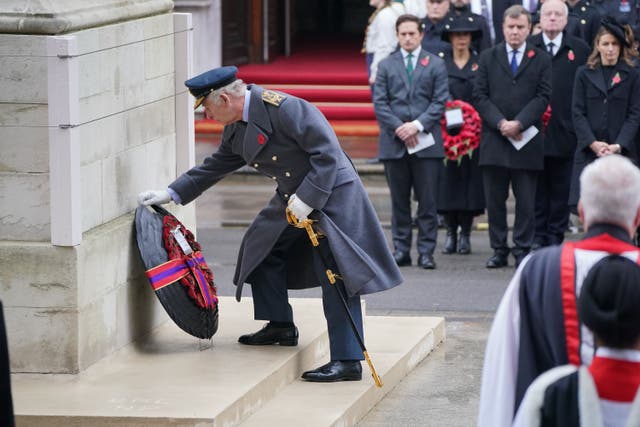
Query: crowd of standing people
367 1 640 425
367 0 640 269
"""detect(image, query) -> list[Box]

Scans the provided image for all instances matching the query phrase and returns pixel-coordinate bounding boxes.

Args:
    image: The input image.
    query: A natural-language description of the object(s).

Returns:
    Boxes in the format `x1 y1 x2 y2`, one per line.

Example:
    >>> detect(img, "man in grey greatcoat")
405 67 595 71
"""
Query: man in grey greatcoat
138 66 403 382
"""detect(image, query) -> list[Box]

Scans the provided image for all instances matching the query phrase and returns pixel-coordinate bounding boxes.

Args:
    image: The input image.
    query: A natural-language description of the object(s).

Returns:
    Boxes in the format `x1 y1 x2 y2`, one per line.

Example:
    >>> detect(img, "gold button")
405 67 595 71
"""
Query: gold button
272 155 278 161
272 176 277 180
253 163 259 168
284 194 289 198
285 172 291 177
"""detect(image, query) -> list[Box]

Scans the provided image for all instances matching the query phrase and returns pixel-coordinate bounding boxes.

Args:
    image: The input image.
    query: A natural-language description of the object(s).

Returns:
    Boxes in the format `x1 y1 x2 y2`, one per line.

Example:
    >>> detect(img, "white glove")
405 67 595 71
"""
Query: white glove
137 189 172 206
287 194 313 220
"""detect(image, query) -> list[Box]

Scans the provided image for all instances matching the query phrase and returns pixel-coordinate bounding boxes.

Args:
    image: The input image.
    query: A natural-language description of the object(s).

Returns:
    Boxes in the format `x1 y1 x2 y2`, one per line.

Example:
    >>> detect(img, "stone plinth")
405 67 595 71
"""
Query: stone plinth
0 12 198 373
0 0 174 35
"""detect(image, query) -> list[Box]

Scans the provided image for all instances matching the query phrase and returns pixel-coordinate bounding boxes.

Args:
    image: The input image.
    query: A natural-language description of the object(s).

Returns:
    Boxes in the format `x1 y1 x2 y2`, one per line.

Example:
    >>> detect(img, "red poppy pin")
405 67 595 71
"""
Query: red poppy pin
612 72 622 87
257 134 266 145
421 56 430 67
471 63 479 71
567 50 575 61
527 50 535 58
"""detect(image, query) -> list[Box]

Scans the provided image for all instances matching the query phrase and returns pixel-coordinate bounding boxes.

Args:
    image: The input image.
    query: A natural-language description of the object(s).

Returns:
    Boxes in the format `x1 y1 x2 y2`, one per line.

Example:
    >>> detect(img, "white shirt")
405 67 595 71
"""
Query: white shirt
506 42 527 68
542 32 563 56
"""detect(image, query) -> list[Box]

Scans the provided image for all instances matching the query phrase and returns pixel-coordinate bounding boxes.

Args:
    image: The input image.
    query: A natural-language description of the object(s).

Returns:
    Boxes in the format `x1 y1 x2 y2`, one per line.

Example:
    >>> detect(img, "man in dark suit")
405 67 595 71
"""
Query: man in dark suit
473 5 552 268
530 0 590 249
470 0 521 44
374 14 449 269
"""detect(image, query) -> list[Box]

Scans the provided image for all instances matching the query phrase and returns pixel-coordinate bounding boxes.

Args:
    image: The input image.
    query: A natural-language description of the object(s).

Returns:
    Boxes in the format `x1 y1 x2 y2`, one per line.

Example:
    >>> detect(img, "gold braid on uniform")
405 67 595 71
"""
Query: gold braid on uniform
262 90 286 107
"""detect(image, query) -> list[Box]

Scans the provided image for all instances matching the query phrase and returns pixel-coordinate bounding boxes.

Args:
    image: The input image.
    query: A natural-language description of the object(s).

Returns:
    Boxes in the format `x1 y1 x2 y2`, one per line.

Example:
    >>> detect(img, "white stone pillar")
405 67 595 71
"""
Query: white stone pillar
47 36 82 246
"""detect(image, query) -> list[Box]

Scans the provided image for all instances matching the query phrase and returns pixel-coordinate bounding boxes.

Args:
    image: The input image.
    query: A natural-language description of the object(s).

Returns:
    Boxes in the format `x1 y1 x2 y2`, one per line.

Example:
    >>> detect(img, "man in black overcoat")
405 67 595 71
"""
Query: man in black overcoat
529 0 590 248
473 5 552 268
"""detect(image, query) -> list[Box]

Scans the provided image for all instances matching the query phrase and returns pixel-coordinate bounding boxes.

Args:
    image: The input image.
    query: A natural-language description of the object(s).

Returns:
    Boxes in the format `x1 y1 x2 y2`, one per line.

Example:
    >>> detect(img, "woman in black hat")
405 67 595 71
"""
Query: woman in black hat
437 15 485 255
513 255 640 426
569 17 640 211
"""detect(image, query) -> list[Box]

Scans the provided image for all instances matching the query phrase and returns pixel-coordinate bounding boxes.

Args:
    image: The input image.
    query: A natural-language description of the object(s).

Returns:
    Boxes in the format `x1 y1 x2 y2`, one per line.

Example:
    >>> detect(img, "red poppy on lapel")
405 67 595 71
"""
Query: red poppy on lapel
612 72 622 87
471 63 479 71
257 134 266 145
421 56 430 67
527 50 535 58
568 50 575 61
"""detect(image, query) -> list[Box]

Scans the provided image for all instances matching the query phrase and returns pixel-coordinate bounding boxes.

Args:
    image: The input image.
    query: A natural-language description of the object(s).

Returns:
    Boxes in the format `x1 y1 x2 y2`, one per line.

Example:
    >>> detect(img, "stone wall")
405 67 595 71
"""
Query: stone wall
0 12 198 373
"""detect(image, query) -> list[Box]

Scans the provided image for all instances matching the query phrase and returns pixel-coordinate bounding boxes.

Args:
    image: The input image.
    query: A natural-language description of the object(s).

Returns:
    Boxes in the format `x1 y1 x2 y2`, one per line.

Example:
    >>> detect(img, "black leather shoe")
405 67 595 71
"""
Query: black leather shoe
301 360 362 382
457 234 471 254
238 322 299 346
393 251 412 266
513 251 529 268
442 230 457 254
486 253 508 269
418 253 436 269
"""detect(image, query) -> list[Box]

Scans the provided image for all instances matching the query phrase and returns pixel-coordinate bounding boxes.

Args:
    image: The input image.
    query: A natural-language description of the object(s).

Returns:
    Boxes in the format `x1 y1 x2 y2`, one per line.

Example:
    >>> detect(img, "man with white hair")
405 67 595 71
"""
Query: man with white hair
477 154 640 426
139 66 403 383
530 0 590 250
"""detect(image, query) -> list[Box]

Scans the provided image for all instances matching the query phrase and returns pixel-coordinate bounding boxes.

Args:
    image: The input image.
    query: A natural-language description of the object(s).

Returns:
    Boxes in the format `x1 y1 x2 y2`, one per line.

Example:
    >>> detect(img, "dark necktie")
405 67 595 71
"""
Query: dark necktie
547 42 554 56
510 50 518 75
406 53 414 81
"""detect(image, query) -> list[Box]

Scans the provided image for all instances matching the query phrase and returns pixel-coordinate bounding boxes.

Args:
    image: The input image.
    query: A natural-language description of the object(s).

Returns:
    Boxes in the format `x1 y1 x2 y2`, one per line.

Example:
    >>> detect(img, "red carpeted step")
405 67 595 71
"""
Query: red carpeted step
195 119 379 137
264 84 372 103
316 102 376 120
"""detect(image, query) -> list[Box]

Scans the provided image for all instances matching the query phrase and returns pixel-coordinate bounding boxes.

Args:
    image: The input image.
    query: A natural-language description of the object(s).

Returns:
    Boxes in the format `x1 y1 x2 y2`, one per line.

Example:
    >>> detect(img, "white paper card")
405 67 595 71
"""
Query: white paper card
509 126 539 151
445 108 464 128
408 132 436 154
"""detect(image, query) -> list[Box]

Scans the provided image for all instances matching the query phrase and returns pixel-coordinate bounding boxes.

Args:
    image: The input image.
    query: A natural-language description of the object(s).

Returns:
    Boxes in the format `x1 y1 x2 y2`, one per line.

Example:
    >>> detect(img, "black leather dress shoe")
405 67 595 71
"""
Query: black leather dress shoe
513 252 529 268
301 360 362 382
393 251 412 266
238 322 298 346
486 253 508 269
418 253 436 269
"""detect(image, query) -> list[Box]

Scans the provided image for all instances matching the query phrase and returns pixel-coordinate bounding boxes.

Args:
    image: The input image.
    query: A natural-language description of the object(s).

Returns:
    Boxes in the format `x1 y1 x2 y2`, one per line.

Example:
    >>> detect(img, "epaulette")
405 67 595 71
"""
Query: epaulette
262 90 286 107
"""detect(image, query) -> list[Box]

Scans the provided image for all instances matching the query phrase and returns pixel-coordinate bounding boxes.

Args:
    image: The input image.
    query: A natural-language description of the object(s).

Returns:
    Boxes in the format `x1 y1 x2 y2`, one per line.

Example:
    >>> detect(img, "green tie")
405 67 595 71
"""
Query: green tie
406 53 414 81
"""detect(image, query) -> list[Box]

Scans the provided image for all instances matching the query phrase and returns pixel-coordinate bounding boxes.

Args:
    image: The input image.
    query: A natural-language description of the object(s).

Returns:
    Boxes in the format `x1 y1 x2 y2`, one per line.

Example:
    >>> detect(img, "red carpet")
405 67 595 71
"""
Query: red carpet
195 38 380 146
237 39 369 86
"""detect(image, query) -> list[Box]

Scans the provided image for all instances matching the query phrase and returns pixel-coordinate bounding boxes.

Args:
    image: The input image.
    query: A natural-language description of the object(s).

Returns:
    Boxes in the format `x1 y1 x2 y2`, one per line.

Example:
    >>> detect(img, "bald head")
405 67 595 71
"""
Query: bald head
540 0 568 39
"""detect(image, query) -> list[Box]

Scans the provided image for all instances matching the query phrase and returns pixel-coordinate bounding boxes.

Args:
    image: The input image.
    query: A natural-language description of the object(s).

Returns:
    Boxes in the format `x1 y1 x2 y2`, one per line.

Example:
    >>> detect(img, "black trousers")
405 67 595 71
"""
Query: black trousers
248 225 364 361
482 166 538 256
534 156 573 246
383 155 440 255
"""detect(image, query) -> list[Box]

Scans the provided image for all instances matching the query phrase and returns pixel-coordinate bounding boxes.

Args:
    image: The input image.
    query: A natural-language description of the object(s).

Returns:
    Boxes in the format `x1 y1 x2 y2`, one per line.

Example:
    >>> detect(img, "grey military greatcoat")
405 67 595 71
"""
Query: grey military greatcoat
169 85 403 301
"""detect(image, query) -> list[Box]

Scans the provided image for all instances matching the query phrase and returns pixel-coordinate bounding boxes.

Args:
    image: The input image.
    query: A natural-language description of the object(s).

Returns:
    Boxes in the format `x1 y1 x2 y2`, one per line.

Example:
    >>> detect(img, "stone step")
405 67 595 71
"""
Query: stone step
12 297 445 427
238 316 445 427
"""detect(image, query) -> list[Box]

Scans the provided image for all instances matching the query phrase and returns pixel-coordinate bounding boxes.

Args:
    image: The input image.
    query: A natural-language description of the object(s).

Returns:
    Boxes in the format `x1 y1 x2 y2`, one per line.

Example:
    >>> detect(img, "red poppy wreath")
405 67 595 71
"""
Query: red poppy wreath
440 100 481 164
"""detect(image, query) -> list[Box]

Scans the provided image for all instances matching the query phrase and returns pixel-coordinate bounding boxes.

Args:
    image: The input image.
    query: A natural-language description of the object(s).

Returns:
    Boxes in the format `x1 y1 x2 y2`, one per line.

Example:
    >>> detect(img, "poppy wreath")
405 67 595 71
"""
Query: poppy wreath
162 214 218 309
542 104 552 132
440 100 481 163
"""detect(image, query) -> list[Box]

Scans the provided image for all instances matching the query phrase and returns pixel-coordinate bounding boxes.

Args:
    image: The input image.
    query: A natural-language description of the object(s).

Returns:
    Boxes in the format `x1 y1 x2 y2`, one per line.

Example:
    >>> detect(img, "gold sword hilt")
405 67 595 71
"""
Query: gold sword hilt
286 208 323 247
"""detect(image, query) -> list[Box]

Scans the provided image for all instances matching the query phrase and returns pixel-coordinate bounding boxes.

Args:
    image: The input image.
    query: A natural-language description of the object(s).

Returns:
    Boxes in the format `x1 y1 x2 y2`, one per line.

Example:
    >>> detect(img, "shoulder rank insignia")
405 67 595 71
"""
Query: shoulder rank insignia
262 90 286 107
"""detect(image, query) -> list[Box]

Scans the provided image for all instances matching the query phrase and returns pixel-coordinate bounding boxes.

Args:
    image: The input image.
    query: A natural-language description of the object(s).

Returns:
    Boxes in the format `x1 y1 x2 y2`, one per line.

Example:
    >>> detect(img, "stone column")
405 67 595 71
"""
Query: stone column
0 1 198 373
173 0 222 74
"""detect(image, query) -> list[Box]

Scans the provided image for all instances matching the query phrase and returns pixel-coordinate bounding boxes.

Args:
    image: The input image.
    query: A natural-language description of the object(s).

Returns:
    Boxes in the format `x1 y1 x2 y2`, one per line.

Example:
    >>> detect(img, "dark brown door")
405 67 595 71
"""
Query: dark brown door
221 0 251 65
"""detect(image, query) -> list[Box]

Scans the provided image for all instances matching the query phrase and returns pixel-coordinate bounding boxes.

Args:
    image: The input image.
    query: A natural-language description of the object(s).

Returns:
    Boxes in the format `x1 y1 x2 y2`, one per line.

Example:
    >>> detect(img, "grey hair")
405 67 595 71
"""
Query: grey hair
208 79 246 105
540 0 569 17
579 155 640 230
503 5 531 24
